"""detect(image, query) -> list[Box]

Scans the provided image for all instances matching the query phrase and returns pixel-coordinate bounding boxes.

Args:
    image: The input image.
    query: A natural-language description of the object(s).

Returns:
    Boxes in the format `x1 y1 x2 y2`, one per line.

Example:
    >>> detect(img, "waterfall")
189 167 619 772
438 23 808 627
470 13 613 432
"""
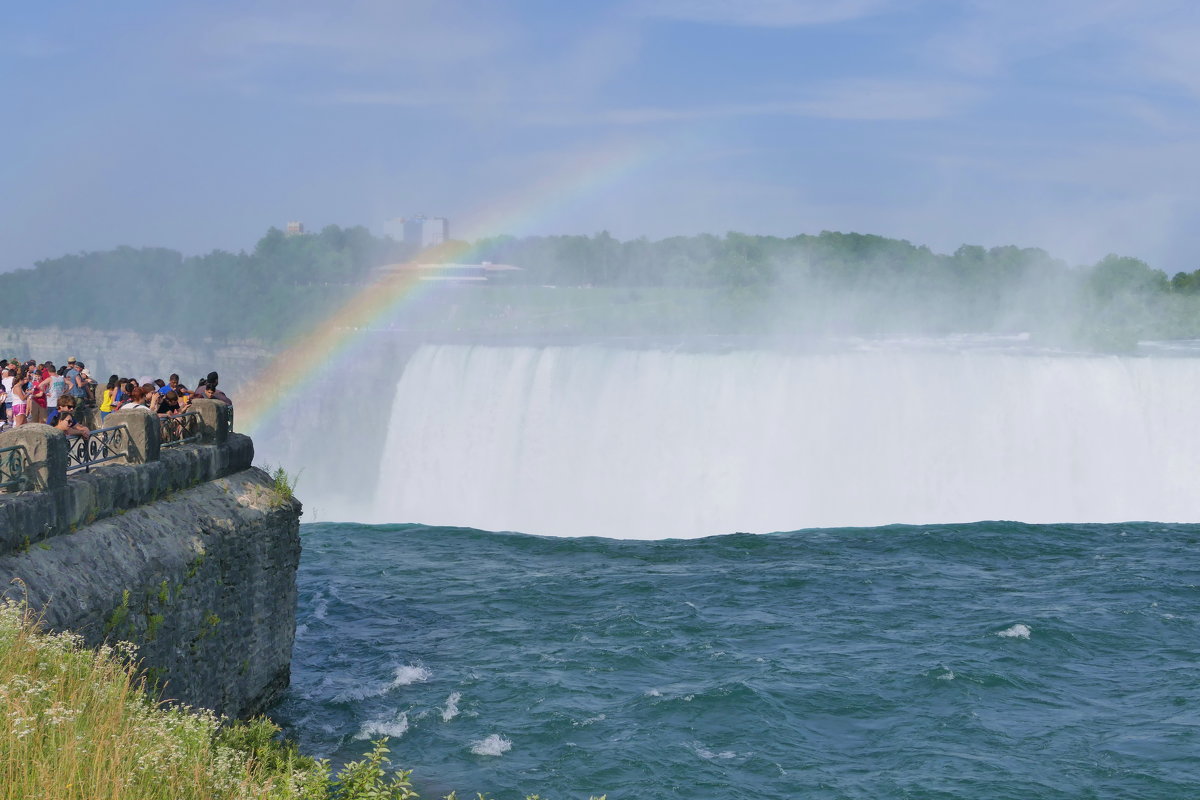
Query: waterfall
371 343 1200 538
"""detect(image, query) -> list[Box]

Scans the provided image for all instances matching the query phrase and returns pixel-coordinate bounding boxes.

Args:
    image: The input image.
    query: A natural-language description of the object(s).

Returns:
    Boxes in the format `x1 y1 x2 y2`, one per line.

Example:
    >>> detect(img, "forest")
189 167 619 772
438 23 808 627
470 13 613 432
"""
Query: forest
3 225 1198 350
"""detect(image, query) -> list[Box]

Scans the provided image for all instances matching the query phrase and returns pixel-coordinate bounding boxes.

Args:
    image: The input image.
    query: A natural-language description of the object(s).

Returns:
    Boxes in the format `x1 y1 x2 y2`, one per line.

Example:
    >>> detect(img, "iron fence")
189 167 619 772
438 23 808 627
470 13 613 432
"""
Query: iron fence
0 444 29 491
160 411 201 448
66 425 128 474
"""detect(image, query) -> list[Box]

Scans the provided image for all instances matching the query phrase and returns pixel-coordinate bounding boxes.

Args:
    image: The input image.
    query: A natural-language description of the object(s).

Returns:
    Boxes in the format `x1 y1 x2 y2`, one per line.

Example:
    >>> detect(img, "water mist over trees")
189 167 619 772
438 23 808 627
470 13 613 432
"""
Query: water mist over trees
3 225 1197 350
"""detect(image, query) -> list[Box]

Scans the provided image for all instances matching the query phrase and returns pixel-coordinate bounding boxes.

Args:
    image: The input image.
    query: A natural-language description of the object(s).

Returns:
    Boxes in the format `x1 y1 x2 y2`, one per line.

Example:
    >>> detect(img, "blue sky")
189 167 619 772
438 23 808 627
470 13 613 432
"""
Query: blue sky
3 0 1199 273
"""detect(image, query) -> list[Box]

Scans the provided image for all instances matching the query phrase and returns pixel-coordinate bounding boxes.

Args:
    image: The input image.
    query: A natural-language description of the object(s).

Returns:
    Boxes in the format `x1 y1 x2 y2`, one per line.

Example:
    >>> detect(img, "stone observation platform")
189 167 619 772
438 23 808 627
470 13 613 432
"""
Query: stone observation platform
0 399 301 719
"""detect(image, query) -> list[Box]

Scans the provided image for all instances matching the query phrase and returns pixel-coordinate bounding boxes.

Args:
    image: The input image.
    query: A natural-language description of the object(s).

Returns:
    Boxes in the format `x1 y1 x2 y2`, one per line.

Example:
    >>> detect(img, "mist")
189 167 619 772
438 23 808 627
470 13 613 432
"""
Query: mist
7 0 1200 532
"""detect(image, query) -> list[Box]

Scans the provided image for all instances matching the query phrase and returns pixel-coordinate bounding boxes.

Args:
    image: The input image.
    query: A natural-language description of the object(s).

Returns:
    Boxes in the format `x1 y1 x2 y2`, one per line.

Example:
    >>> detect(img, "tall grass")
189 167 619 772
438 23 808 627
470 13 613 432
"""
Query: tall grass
259 463 300 507
0 600 402 800
0 601 605 800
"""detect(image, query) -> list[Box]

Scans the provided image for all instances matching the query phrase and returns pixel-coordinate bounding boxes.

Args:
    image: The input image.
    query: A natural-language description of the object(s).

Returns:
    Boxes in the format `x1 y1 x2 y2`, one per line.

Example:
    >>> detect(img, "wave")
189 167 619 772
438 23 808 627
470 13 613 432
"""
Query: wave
441 691 461 722
391 665 432 686
470 734 512 756
996 623 1032 639
332 664 430 702
355 711 409 740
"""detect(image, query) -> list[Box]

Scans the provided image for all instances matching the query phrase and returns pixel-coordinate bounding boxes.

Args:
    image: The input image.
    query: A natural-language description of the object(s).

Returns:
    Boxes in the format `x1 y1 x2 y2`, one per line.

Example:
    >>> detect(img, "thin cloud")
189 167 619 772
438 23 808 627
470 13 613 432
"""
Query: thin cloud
522 79 977 125
921 0 1199 84
793 79 978 120
637 0 891 26
1132 23 1200 98
201 0 513 74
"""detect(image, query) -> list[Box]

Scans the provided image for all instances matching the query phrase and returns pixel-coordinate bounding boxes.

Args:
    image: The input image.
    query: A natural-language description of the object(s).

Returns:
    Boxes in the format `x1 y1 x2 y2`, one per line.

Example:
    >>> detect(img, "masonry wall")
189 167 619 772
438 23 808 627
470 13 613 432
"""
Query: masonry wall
0 409 300 719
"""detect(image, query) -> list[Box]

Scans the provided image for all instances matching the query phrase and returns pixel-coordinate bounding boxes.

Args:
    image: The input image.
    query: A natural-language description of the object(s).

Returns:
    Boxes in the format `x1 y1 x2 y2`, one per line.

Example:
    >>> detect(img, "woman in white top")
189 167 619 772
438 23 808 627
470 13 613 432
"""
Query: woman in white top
11 366 31 427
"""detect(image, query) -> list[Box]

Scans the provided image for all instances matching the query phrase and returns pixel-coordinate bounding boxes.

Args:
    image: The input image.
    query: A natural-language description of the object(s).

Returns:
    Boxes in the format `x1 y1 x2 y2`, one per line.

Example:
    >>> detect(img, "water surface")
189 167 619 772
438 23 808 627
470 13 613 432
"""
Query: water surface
273 521 1200 799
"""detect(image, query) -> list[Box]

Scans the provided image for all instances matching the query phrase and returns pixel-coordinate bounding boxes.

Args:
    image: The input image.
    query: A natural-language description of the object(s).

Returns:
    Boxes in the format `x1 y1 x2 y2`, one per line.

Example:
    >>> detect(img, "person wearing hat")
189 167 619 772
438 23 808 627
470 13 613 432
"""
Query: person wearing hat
65 358 87 405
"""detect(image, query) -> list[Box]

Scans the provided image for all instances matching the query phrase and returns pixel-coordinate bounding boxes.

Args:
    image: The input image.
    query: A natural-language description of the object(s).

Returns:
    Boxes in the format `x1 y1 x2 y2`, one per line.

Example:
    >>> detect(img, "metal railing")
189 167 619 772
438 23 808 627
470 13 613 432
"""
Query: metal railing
160 411 201 448
66 425 128 474
0 444 30 491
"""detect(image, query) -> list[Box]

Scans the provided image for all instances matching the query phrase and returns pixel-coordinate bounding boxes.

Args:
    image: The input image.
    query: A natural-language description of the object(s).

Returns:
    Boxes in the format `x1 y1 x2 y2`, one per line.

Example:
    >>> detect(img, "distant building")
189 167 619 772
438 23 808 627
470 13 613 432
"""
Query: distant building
285 221 305 236
401 215 449 249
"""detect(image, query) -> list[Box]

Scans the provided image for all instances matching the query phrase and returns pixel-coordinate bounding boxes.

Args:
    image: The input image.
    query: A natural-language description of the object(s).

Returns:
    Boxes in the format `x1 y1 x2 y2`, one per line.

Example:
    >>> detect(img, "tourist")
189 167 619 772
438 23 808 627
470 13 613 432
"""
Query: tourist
143 383 162 413
119 385 153 412
46 396 78 426
78 366 97 406
52 411 90 439
0 367 11 428
100 376 118 421
11 367 30 427
65 357 87 405
27 365 48 424
37 366 66 424
201 372 233 407
157 390 182 416
198 383 232 407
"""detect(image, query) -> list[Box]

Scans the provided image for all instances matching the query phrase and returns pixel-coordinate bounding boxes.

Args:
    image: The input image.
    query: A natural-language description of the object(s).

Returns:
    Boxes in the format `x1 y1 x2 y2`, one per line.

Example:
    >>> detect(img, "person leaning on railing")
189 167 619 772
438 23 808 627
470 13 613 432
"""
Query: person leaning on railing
52 410 90 439
46 396 79 426
157 391 182 416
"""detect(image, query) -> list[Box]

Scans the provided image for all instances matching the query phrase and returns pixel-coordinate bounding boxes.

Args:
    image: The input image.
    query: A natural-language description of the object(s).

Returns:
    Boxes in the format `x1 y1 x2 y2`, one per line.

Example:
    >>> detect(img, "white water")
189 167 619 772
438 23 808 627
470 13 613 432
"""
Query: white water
372 344 1200 538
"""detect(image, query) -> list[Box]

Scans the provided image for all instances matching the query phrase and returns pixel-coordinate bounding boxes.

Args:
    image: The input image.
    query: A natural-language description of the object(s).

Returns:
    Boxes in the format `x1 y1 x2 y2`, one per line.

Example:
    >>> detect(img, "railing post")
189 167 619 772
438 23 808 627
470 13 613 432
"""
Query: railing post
0 425 67 490
188 399 230 444
102 410 160 464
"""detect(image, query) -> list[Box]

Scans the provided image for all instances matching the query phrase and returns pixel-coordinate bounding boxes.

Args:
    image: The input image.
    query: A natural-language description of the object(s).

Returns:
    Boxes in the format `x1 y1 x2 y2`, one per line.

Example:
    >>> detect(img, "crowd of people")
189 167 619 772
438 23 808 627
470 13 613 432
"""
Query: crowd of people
0 356 232 439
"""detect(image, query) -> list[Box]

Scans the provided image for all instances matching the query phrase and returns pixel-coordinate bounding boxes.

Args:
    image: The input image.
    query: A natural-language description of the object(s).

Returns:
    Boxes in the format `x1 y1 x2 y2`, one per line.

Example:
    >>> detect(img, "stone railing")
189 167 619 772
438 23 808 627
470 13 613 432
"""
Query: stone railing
0 400 233 492
159 410 202 448
0 400 250 556
0 445 30 492
0 394 293 720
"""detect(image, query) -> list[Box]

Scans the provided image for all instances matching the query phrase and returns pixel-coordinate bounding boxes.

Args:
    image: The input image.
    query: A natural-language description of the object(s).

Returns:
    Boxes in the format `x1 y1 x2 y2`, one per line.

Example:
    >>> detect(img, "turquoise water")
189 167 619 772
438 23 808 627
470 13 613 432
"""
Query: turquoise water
273 522 1200 799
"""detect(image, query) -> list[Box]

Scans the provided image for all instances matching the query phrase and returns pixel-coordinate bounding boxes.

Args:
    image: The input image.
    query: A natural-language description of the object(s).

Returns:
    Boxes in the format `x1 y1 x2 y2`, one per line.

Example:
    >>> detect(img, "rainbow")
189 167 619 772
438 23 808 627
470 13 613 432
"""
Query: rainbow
236 139 667 434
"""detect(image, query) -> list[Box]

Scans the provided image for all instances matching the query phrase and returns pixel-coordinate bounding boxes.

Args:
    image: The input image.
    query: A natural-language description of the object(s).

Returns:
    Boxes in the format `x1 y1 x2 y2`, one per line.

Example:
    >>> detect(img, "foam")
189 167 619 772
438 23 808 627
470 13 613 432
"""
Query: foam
696 746 737 760
470 733 512 756
996 623 1031 639
355 711 409 740
391 665 432 687
333 664 431 702
441 691 461 722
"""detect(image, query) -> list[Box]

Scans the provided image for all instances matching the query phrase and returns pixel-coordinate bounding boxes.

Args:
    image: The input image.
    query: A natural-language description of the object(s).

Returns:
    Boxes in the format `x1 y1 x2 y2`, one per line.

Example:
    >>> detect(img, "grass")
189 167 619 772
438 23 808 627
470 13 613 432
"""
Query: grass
260 464 300 508
0 601 605 800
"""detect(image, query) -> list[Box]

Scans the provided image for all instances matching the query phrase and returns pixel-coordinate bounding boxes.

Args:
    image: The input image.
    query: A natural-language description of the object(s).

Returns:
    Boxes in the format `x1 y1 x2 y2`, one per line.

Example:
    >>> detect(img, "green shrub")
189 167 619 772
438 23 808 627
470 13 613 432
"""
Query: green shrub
259 463 301 508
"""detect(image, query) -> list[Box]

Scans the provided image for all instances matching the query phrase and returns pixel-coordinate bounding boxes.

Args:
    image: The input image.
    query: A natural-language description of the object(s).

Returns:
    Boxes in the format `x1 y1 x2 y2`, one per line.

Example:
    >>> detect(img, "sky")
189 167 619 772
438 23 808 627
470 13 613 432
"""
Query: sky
3 0 1199 274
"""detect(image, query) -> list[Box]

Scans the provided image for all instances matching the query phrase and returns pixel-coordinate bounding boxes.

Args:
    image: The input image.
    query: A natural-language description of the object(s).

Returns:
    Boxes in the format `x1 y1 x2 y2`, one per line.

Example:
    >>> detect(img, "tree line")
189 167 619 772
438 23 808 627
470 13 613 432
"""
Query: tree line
3 225 1198 348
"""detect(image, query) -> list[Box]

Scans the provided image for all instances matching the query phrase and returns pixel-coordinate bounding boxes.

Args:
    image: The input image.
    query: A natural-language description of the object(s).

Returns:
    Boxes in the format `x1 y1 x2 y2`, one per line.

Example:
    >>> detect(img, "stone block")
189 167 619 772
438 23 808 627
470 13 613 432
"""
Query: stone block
0 424 67 491
103 409 160 464
189 399 230 444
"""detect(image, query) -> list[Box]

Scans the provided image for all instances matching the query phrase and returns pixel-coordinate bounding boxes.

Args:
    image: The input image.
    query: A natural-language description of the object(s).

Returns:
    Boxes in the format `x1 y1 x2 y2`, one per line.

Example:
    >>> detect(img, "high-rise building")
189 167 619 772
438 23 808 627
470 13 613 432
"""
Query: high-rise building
401 215 449 249
285 221 305 236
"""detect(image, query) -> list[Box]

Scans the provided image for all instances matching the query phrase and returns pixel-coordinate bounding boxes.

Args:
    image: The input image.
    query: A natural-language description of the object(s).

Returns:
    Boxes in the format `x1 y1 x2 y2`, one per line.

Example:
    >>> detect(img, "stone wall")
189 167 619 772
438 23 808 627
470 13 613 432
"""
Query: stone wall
0 406 300 719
